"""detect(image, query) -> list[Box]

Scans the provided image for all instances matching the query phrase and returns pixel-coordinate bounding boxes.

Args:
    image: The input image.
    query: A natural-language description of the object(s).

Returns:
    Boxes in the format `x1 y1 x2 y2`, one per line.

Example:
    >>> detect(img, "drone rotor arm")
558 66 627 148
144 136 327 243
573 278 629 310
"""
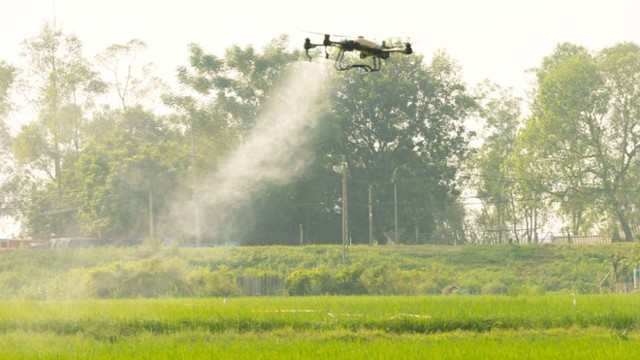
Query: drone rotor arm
378 42 412 55
380 48 406 53
304 38 333 60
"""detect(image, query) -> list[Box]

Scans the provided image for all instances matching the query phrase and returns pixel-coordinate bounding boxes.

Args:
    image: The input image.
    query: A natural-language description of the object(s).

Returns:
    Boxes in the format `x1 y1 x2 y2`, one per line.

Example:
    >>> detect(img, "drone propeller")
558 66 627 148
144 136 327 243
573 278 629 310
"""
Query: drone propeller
297 29 355 39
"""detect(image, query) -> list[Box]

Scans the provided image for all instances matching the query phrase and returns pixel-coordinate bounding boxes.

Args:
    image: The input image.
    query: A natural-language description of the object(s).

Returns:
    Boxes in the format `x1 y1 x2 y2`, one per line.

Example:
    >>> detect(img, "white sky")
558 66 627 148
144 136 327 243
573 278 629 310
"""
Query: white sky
1 0 639 238
1 0 639 99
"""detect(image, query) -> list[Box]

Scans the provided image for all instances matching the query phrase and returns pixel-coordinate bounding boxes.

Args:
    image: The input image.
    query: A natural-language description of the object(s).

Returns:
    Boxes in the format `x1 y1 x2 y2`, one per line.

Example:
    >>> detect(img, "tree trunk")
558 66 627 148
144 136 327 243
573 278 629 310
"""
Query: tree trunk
55 146 62 236
615 208 634 242
533 205 539 243
509 192 519 244
148 188 154 239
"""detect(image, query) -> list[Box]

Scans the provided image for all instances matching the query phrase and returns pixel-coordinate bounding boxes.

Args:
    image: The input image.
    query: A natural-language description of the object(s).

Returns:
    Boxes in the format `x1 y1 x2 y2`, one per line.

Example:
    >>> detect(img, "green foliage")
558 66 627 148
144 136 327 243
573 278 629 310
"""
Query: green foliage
95 38 162 109
3 21 639 249
0 244 635 300
82 257 191 298
285 267 334 296
471 81 542 244
512 42 640 240
187 265 241 297
283 262 368 296
0 61 15 113
360 263 419 295
0 61 16 158
65 108 187 237
331 50 476 244
79 256 243 299
7 23 106 237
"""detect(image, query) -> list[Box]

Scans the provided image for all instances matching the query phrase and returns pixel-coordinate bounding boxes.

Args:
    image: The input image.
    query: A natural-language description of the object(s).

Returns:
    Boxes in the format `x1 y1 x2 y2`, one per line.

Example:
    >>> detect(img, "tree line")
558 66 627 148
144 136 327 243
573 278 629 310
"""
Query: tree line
0 23 638 244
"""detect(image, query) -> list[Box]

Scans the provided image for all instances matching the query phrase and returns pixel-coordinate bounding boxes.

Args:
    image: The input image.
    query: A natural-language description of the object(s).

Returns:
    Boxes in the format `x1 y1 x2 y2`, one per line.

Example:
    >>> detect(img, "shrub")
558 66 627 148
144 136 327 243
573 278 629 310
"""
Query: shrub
482 280 508 295
82 257 190 298
285 269 316 295
360 263 395 295
284 264 371 296
285 267 334 296
334 263 367 295
360 264 420 295
188 265 241 297
456 279 483 295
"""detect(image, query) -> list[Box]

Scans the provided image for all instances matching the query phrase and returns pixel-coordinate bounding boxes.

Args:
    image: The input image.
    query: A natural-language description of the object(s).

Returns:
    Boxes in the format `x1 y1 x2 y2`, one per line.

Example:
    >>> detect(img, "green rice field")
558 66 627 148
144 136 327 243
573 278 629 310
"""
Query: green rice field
1 294 639 359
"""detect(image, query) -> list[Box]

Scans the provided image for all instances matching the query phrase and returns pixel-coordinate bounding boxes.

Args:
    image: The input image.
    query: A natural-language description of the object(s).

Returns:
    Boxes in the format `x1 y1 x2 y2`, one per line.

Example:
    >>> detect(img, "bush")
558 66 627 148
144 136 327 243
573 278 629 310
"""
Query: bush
0 243 636 299
415 261 455 295
334 263 367 295
82 257 190 298
284 269 313 295
285 267 334 296
456 279 483 295
482 281 508 295
188 265 241 297
284 264 365 296
360 264 420 295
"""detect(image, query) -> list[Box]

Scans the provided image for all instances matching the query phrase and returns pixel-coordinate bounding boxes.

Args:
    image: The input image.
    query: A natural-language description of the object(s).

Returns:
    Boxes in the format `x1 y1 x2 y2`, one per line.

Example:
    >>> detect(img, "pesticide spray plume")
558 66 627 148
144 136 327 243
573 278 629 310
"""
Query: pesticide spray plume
193 61 333 241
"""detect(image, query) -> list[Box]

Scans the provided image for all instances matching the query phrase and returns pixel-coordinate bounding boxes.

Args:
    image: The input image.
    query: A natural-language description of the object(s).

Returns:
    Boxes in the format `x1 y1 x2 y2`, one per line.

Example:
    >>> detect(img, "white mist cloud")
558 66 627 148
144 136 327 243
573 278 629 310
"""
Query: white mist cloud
180 61 333 240
210 62 330 204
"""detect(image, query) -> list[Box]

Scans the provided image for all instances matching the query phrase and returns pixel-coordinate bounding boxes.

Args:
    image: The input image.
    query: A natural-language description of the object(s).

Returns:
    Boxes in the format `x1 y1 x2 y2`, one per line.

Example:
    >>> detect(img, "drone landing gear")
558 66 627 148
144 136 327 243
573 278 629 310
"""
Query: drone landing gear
334 50 381 72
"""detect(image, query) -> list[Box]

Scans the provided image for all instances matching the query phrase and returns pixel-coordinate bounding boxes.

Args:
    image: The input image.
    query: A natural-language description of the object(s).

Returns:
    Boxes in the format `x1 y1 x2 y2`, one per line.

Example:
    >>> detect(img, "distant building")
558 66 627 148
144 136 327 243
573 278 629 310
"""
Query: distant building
0 239 50 249
50 237 112 248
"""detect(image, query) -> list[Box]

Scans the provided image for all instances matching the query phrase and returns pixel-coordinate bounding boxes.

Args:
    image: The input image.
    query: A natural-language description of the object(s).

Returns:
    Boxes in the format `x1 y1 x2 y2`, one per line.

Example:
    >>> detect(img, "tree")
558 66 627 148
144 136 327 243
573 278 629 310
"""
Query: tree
471 82 546 243
0 61 17 218
0 61 15 148
65 107 186 238
95 39 165 110
514 42 640 241
173 35 301 135
330 48 476 244
11 23 106 236
472 82 520 243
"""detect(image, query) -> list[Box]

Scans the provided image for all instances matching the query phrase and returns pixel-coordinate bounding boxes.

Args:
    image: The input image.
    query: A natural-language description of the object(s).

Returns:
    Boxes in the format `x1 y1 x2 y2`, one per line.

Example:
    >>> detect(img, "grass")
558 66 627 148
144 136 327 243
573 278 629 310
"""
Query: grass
1 295 639 333
2 328 639 360
0 294 639 359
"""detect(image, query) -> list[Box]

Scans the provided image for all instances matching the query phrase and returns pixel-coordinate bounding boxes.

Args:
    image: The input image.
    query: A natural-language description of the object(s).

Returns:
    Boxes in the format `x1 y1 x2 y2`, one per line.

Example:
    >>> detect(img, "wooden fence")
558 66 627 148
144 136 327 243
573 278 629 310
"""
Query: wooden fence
551 235 612 245
237 275 284 296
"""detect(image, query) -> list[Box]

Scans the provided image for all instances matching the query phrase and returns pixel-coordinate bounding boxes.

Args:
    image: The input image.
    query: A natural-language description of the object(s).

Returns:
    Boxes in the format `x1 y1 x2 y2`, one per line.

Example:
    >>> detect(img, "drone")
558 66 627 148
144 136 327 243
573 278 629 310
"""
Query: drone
304 34 412 72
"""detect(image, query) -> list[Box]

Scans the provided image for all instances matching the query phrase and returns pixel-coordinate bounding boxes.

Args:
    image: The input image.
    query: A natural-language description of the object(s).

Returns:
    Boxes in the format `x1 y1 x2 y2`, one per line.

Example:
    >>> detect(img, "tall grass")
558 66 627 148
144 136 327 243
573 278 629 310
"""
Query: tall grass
0 295 639 359
1 328 639 360
1 294 638 334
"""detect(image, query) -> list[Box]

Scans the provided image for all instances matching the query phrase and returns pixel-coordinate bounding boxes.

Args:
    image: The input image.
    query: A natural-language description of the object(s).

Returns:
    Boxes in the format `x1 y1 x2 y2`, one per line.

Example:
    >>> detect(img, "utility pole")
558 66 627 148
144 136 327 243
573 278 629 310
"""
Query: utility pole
394 182 398 244
190 115 201 247
392 168 398 245
333 156 349 262
341 156 349 263
368 184 373 246
299 224 304 245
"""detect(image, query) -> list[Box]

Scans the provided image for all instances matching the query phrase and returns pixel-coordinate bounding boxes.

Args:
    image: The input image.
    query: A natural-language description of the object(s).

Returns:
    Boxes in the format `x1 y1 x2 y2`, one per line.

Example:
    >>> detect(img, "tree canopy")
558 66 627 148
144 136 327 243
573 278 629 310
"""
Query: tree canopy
511 42 640 241
1 23 639 244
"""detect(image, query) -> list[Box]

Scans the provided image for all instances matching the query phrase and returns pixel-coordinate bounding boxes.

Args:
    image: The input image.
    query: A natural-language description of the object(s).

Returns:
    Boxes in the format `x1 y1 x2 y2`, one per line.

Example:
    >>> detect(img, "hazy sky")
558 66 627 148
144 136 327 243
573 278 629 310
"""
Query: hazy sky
1 0 639 99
